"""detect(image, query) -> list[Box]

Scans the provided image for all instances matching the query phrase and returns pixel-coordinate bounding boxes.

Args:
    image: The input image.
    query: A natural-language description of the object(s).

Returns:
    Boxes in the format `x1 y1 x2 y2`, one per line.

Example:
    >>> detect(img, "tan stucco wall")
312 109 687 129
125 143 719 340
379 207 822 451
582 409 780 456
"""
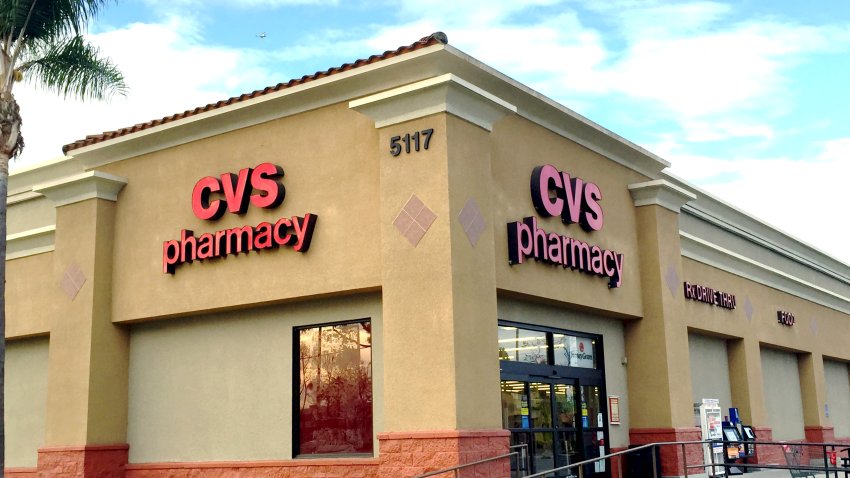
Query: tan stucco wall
376 113 458 431
761 347 805 440
490 115 647 318
126 293 381 463
446 115 502 429
8 195 54 235
497 297 630 449
682 258 850 430
97 102 382 323
42 198 129 447
682 258 850 362
824 360 850 438
6 252 56 338
5 336 49 467
688 333 732 414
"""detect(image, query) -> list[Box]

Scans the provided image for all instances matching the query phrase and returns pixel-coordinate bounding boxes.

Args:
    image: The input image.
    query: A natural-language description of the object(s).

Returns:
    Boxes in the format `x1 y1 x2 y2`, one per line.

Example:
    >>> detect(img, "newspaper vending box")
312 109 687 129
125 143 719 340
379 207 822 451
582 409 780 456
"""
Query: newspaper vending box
695 399 726 477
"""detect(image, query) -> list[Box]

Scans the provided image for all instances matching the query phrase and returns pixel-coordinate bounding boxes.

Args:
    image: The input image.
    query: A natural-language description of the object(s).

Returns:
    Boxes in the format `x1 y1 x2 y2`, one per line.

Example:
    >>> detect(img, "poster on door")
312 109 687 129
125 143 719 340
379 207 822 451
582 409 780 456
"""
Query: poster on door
569 337 595 368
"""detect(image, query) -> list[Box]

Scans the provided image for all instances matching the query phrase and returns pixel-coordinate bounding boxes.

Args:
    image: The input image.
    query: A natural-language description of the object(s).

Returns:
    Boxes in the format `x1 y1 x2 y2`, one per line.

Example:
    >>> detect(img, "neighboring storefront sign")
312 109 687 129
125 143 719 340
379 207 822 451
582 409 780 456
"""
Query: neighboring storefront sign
683 281 736 310
507 164 625 288
163 162 318 274
777 310 796 326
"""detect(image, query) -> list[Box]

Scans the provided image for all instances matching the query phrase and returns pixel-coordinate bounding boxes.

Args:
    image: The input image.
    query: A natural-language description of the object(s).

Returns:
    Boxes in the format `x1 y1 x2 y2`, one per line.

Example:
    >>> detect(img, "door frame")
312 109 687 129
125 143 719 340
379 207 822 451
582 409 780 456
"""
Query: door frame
499 321 611 478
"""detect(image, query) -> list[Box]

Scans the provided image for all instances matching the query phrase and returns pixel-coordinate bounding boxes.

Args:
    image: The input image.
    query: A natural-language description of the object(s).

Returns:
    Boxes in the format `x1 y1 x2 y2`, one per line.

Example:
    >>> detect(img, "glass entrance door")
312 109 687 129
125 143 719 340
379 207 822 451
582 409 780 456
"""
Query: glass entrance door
498 322 610 477
501 378 607 478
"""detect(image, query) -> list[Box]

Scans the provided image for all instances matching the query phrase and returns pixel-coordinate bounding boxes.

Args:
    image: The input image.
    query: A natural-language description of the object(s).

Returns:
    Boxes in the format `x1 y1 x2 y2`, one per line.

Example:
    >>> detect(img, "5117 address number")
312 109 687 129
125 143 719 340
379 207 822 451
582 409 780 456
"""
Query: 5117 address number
390 128 434 157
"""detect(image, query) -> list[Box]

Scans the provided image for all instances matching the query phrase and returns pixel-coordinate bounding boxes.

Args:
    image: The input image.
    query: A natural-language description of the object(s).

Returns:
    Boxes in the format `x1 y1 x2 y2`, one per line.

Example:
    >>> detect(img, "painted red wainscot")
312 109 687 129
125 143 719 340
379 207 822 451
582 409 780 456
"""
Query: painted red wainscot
4 467 37 478
37 444 129 478
629 427 703 477
123 429 510 478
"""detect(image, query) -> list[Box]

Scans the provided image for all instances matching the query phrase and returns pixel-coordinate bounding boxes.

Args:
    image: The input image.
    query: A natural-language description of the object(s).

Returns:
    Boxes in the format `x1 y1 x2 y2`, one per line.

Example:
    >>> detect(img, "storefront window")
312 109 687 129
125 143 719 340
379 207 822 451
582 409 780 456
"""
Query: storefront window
499 326 547 364
297 321 372 455
553 334 597 369
580 385 603 428
554 384 577 428
501 380 528 429
530 382 553 427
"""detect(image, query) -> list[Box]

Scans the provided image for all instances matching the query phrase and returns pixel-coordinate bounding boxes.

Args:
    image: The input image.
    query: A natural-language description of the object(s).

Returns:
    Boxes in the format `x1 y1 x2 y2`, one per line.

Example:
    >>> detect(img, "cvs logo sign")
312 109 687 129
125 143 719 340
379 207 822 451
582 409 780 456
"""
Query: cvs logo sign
192 162 285 220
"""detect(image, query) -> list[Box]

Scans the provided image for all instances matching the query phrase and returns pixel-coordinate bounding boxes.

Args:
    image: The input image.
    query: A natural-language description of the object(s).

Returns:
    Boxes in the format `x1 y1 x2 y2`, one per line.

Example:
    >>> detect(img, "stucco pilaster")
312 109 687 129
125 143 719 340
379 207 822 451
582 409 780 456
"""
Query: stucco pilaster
626 180 696 429
32 172 129 447
351 75 513 432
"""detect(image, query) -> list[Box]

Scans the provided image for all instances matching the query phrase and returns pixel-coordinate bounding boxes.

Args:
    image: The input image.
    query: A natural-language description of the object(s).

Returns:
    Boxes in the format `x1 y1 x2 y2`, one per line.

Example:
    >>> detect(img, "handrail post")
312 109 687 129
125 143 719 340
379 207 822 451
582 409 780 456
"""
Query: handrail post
522 445 527 477
651 445 658 478
682 442 688 478
617 453 622 478
709 440 717 477
824 444 828 477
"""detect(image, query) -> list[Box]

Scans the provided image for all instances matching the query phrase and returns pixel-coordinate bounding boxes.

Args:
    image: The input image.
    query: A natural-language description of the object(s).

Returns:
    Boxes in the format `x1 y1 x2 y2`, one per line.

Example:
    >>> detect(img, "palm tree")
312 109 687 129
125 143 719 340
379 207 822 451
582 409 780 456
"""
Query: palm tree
0 0 126 470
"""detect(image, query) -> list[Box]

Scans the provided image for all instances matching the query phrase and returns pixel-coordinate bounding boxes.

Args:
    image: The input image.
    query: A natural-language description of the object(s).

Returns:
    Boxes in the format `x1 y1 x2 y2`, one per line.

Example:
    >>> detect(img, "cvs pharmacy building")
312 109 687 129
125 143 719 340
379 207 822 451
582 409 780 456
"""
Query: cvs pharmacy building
6 33 850 478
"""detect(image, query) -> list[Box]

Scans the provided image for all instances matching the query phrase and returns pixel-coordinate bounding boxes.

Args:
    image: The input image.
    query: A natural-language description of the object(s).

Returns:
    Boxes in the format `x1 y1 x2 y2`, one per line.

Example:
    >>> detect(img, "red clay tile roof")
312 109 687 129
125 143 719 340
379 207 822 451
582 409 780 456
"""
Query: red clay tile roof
62 32 449 154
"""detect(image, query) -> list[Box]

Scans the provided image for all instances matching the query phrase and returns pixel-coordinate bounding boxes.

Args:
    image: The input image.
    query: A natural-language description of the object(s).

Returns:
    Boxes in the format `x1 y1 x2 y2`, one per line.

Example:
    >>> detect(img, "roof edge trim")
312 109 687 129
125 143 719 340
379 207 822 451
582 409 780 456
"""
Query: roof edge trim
681 231 850 314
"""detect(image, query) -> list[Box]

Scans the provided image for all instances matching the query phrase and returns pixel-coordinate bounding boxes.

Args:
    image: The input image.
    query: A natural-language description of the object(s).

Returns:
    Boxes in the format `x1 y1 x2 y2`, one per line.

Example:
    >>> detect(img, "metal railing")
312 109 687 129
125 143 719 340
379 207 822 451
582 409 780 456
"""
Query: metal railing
415 439 850 478
526 439 850 478
412 444 529 478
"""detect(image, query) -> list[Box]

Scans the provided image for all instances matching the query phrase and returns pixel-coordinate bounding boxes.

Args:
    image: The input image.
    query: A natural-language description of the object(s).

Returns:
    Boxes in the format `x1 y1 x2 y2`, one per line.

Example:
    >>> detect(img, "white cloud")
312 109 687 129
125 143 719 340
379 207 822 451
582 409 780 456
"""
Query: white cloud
13 16 276 169
393 0 561 25
681 120 774 142
141 0 338 7
364 1 850 126
664 138 850 264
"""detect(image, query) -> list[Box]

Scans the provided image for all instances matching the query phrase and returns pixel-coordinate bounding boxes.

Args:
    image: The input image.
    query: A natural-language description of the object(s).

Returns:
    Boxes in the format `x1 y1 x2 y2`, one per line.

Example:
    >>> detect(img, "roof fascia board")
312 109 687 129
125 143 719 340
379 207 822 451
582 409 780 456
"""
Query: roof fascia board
70 44 449 170
8 225 55 260
628 179 696 213
681 231 850 314
350 73 517 130
32 171 128 207
663 171 850 284
9 156 84 196
69 44 669 180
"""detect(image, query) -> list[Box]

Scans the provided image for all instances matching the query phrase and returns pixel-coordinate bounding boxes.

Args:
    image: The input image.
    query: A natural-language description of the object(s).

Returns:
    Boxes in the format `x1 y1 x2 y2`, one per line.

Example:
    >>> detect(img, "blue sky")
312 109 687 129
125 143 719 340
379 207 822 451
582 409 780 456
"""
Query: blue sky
12 0 850 264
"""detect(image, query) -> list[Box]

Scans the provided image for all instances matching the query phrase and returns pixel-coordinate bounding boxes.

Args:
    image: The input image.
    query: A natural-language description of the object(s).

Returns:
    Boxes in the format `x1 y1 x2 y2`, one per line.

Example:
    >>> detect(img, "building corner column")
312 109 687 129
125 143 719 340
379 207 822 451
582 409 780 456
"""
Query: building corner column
351 75 515 477
799 353 835 443
626 180 699 476
31 171 130 478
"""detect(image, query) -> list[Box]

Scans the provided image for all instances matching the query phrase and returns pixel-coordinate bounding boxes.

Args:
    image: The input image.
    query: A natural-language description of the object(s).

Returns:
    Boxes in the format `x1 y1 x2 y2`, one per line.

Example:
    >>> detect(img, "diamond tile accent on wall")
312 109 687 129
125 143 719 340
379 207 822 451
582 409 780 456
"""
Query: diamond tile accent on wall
60 263 86 300
458 198 485 247
744 297 754 322
393 194 437 246
810 318 819 335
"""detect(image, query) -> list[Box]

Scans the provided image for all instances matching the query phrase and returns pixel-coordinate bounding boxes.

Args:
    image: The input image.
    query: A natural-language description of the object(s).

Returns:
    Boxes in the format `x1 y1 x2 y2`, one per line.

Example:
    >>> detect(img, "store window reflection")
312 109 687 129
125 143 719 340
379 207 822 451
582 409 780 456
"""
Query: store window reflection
297 321 372 455
553 334 597 369
499 326 547 364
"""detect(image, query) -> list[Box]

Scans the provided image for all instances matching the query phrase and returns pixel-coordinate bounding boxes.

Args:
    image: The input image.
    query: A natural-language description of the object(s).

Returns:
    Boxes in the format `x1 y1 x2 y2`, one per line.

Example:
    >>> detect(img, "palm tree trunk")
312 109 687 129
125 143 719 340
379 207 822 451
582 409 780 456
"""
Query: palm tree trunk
0 92 19 476
0 150 8 475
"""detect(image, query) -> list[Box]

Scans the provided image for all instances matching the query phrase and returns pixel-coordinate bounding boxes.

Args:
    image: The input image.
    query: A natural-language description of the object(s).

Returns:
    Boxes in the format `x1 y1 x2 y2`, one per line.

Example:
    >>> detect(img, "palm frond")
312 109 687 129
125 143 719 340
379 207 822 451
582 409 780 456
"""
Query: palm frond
18 34 126 100
0 0 113 42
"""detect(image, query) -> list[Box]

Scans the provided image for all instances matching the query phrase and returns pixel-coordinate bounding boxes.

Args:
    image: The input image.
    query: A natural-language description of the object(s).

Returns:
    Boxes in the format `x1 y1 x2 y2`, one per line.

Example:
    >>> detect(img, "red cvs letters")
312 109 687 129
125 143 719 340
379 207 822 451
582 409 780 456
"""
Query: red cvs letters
164 162 318 274
191 162 285 220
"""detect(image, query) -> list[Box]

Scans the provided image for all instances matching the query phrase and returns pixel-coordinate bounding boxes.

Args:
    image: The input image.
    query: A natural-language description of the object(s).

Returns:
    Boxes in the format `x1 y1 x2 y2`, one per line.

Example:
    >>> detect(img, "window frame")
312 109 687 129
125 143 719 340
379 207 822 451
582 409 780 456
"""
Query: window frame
498 320 606 384
292 318 374 458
